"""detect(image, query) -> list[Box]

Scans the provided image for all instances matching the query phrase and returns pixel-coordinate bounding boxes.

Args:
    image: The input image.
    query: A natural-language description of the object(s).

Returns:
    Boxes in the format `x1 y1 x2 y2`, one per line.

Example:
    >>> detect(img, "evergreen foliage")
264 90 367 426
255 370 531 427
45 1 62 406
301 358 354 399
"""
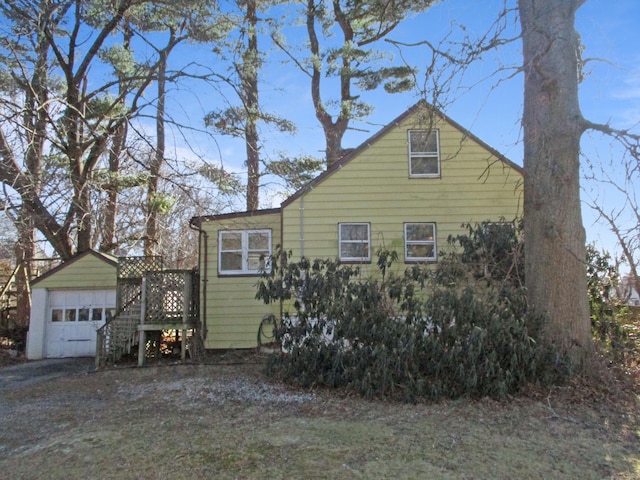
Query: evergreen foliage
257 221 566 401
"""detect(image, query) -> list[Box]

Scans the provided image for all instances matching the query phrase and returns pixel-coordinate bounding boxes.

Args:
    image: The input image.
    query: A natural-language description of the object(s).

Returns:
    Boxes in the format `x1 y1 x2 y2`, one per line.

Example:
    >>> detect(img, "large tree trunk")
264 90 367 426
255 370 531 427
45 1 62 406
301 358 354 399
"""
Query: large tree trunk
519 0 592 365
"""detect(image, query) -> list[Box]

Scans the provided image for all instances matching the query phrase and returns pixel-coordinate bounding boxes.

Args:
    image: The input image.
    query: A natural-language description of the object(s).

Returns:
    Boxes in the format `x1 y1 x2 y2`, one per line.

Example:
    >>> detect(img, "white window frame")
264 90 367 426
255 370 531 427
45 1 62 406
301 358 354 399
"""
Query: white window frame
408 129 440 178
404 222 437 262
338 223 371 262
218 229 272 275
50 306 114 323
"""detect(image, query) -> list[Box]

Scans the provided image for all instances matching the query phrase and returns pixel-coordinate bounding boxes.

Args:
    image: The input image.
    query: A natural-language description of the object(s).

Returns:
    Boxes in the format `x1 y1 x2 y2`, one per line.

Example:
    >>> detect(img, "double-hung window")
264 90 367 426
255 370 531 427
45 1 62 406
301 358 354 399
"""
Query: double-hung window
404 223 437 262
339 223 371 262
408 129 440 177
219 229 272 275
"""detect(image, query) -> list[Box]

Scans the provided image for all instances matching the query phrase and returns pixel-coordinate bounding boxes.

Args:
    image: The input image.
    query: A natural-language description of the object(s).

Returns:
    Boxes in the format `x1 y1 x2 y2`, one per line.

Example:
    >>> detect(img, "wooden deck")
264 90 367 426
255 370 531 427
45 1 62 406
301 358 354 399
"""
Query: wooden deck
96 257 200 367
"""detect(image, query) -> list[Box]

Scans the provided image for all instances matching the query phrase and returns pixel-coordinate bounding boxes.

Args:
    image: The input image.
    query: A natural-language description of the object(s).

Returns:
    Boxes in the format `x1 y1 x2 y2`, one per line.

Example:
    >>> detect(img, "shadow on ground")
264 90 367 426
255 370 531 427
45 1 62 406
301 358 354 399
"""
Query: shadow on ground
0 357 95 393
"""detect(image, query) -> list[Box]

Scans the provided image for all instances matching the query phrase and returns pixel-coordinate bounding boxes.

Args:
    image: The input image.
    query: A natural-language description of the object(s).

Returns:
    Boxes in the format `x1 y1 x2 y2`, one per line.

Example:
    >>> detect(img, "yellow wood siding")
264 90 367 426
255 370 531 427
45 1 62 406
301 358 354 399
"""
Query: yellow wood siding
281 111 522 266
201 212 281 349
34 254 117 289
200 106 523 349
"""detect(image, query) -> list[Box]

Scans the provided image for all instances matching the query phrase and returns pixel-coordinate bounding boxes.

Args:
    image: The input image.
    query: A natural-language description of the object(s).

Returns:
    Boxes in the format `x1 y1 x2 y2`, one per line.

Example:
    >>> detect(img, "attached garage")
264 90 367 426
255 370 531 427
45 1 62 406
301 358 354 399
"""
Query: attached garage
26 250 118 359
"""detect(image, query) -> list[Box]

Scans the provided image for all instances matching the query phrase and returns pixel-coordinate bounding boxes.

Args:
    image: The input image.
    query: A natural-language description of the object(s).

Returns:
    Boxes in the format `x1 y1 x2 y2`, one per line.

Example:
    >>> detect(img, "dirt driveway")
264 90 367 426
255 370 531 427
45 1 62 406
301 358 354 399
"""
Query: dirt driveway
0 355 638 479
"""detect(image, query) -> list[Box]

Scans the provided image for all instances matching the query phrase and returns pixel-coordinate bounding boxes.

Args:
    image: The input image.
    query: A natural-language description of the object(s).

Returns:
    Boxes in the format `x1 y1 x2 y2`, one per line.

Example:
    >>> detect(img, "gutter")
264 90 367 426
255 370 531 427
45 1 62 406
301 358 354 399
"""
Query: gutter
188 217 208 340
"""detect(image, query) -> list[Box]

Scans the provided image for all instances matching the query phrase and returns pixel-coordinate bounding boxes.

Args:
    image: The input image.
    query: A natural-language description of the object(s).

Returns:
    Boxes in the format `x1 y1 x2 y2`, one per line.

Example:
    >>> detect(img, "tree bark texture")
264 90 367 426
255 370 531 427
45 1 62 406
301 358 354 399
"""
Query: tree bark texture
244 0 260 211
14 215 34 330
519 0 592 364
145 45 168 257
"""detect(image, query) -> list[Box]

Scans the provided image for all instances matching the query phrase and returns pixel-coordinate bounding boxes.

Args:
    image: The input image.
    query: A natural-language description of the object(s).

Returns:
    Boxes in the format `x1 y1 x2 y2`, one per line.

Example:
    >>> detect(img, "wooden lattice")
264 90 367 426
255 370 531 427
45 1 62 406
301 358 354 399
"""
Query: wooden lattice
116 256 163 311
116 283 138 312
118 256 163 280
144 270 195 325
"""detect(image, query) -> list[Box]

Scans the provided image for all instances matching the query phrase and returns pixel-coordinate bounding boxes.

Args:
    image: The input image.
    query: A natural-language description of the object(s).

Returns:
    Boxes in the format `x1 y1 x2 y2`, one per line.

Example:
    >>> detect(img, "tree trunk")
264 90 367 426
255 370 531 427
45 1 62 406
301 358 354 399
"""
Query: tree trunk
145 28 184 256
13 213 34 333
306 0 350 168
101 24 132 255
145 47 167 257
101 122 126 254
75 183 93 254
12 17 46 326
244 0 260 211
519 0 592 365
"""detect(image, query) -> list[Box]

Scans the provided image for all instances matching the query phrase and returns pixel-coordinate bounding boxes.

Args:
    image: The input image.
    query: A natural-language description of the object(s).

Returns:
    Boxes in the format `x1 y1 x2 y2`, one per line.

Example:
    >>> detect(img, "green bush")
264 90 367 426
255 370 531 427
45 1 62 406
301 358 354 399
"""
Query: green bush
257 224 565 401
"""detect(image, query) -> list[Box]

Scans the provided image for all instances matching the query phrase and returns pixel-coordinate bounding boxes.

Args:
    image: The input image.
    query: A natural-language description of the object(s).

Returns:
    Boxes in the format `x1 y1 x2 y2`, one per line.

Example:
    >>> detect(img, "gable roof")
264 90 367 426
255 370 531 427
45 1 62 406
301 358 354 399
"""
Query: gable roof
191 101 523 222
31 249 118 286
282 100 522 208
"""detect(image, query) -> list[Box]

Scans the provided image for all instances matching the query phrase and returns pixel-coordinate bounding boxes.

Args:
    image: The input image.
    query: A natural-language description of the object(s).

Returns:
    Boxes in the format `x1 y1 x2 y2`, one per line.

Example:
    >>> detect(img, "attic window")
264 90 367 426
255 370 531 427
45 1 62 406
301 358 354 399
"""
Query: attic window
404 223 437 262
408 129 440 177
339 223 371 262
219 229 272 275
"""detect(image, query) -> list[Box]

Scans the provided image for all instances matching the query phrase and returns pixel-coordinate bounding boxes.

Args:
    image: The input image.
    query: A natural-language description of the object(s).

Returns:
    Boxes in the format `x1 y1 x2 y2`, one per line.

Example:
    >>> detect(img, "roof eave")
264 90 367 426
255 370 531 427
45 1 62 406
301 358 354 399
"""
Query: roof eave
191 207 282 225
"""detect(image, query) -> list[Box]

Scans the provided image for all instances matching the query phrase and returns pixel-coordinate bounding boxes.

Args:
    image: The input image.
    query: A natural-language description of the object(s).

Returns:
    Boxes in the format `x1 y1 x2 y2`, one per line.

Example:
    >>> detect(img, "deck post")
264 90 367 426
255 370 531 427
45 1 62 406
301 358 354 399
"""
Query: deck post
138 276 147 367
181 271 191 361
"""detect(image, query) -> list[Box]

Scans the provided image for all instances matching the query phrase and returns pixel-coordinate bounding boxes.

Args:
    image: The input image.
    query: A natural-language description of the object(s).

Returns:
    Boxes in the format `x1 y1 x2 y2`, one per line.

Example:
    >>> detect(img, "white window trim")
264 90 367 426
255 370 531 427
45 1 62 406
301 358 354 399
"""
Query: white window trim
218 229 272 275
49 306 114 323
408 129 440 178
404 222 437 262
338 223 371 262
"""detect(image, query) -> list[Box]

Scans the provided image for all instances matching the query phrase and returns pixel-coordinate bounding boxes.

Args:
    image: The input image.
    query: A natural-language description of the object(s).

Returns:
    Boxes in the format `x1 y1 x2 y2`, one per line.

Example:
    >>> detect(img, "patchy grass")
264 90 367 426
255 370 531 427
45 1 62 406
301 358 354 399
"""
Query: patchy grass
0 356 638 479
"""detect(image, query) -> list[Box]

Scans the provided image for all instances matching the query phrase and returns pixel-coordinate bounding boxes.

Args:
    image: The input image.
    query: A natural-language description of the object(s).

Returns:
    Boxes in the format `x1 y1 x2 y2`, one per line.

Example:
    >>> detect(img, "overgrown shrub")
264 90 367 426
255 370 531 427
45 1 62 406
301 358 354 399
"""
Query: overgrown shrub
257 223 566 401
586 245 639 366
447 219 524 287
0 309 27 352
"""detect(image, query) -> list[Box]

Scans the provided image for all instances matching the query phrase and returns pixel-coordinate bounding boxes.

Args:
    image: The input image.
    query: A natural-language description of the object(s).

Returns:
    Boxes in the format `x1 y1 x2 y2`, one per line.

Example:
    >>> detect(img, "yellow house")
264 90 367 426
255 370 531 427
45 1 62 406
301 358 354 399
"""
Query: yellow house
190 102 523 350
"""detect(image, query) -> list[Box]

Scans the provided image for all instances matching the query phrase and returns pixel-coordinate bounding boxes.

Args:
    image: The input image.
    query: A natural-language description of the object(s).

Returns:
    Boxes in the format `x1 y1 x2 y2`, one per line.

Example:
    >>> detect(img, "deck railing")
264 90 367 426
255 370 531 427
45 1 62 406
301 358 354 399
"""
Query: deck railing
95 261 199 367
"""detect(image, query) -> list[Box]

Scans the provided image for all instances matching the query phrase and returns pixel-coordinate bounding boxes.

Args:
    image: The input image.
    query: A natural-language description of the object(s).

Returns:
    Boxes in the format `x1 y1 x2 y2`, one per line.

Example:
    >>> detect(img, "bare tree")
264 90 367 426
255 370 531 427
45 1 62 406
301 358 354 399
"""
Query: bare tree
0 0 163 259
585 157 640 302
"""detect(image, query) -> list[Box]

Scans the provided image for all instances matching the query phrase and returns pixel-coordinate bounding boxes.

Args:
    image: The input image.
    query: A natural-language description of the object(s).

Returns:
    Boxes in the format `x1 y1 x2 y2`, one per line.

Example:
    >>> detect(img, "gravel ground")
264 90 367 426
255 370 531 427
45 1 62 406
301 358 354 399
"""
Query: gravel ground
0 357 94 393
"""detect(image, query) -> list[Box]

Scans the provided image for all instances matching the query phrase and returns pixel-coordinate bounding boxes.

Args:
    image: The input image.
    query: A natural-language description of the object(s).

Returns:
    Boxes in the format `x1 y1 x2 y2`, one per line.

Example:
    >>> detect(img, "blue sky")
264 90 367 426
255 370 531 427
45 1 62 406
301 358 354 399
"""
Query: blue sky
166 0 639 259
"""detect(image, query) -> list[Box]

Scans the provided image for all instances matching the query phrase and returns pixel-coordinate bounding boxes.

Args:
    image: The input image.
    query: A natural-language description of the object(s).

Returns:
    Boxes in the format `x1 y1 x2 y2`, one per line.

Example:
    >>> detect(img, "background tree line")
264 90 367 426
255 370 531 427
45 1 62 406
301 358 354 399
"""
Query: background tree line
0 0 638 368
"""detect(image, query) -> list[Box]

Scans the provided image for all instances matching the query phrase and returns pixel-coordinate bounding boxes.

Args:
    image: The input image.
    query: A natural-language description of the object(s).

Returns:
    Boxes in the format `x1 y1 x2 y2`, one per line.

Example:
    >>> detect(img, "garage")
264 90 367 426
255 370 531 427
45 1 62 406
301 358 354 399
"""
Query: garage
45 289 116 358
27 250 118 359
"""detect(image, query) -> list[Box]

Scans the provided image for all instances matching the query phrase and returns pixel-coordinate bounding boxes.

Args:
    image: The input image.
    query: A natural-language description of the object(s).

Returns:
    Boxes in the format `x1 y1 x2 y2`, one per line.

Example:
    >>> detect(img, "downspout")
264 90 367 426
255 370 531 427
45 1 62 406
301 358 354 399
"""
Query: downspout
279 207 284 321
189 218 208 340
298 191 308 316
299 193 305 258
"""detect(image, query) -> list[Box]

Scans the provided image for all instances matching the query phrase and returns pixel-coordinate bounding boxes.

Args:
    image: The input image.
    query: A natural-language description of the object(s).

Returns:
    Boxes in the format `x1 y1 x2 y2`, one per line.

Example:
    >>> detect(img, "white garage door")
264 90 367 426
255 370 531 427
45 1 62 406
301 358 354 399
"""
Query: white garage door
46 290 116 358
